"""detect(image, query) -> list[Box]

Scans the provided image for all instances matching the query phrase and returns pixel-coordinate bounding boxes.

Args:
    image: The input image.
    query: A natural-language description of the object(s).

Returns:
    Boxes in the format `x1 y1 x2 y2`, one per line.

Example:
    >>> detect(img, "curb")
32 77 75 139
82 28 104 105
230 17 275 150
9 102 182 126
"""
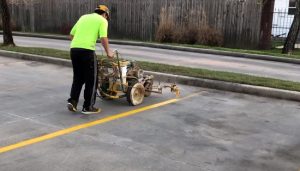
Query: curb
3 31 300 65
0 50 71 67
1 50 300 102
148 71 300 102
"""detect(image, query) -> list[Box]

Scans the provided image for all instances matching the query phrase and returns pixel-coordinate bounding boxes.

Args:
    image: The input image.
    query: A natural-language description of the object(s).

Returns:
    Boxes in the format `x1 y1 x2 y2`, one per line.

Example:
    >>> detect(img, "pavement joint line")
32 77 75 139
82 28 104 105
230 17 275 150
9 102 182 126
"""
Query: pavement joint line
6 112 31 120
12 113 64 130
0 112 64 131
0 119 24 127
0 91 202 154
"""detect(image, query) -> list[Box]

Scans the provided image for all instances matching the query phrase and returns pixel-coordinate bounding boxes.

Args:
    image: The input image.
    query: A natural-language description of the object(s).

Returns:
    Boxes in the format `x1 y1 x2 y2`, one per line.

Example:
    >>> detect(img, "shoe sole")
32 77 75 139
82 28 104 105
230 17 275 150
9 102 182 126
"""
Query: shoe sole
67 103 77 112
81 109 101 115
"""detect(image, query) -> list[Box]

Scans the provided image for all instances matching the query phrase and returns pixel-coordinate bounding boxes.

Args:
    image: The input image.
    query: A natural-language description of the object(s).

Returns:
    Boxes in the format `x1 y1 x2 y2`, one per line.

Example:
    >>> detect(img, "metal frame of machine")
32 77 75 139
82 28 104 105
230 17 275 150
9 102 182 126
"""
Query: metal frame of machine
96 50 179 106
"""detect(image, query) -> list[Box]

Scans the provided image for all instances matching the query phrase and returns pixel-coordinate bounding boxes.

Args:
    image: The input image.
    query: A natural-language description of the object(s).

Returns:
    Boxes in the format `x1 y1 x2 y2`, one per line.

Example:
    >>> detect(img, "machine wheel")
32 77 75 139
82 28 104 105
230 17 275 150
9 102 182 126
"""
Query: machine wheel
127 82 145 106
144 79 153 97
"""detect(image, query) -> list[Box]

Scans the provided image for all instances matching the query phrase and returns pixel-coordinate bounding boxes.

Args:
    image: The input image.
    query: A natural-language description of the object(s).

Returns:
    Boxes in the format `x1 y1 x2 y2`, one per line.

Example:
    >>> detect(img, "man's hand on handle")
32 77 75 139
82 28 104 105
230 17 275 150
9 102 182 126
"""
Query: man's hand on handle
107 50 114 59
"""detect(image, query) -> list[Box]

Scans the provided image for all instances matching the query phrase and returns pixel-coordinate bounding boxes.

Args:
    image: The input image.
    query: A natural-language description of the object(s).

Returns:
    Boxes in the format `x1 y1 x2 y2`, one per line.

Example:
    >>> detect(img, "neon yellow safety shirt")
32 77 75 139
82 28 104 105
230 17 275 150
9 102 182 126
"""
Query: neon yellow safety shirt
70 13 108 51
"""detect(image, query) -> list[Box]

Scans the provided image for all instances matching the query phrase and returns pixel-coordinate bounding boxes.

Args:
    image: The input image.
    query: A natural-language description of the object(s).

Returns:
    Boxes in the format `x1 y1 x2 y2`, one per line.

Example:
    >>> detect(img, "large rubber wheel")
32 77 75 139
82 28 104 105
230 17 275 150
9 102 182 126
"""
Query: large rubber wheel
127 83 145 106
144 79 153 97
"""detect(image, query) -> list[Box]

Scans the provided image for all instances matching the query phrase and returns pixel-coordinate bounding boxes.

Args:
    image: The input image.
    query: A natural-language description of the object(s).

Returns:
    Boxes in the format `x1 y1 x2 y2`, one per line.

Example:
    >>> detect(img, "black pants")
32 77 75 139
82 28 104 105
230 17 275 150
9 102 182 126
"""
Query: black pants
68 48 97 108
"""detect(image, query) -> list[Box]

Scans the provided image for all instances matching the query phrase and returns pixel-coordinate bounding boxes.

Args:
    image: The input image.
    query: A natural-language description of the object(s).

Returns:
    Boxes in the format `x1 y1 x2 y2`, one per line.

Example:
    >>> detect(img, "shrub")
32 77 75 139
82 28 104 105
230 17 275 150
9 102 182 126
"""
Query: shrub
155 6 224 47
173 25 199 44
155 20 175 43
197 26 224 46
155 7 175 43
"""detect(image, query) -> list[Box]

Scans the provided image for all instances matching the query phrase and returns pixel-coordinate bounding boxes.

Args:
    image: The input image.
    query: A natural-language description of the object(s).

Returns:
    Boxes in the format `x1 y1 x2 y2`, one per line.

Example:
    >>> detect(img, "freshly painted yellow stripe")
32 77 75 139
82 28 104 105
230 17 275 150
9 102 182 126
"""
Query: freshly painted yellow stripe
0 91 202 154
0 99 179 154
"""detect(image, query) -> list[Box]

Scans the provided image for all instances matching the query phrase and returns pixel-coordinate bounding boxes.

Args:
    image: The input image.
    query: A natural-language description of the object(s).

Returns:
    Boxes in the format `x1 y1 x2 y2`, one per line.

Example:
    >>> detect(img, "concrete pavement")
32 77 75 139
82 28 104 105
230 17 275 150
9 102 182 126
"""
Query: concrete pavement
1 57 300 171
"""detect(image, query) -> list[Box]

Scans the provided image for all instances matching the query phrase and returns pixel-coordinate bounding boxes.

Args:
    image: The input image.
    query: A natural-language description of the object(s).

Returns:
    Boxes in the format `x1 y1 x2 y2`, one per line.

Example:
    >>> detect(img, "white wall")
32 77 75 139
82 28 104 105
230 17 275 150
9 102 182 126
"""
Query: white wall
274 0 289 10
272 0 294 37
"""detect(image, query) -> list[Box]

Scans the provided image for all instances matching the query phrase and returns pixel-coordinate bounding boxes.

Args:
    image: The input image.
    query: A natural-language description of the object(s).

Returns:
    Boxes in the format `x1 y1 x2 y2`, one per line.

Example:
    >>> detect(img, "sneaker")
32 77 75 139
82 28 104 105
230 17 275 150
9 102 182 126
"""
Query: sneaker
67 100 77 112
81 106 101 115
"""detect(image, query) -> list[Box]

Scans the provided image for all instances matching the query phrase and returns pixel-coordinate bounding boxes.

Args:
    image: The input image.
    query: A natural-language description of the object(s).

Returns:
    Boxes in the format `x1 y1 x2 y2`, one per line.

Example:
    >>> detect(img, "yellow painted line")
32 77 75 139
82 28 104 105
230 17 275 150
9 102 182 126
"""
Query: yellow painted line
0 92 201 154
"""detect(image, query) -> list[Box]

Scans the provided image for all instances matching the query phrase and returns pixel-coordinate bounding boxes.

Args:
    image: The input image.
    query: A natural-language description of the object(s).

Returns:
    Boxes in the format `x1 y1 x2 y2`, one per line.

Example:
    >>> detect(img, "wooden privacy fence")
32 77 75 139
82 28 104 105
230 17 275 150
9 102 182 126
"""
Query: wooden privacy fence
7 0 264 48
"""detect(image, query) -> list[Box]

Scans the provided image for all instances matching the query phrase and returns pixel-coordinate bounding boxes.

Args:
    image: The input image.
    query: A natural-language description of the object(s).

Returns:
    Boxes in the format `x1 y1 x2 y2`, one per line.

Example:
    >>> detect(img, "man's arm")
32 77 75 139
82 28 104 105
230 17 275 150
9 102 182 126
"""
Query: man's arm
101 37 114 58
98 19 113 58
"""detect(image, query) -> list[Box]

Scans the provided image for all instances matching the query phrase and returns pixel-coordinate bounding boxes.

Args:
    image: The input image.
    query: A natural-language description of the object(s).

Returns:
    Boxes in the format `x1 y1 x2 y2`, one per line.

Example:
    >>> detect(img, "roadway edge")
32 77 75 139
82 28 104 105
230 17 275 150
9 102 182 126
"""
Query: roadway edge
2 31 300 65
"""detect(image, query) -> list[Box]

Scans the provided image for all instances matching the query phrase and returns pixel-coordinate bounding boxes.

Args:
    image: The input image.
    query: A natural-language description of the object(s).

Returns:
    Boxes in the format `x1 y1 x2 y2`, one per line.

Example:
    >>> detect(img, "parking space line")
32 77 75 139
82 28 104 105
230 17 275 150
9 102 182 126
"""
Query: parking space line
0 91 202 154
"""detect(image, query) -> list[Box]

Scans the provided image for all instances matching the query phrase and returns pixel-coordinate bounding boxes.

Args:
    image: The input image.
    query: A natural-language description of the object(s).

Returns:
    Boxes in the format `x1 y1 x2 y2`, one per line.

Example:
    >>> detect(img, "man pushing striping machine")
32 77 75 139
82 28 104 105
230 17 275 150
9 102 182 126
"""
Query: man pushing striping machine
67 5 179 115
67 5 113 115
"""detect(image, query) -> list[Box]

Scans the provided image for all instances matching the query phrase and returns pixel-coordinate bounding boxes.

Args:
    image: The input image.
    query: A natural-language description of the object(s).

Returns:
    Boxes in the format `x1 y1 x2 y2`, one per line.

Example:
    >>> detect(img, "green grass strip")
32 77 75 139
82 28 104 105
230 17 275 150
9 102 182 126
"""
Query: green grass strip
1 45 300 92
8 31 300 59
167 43 300 60
138 61 300 92
0 46 70 59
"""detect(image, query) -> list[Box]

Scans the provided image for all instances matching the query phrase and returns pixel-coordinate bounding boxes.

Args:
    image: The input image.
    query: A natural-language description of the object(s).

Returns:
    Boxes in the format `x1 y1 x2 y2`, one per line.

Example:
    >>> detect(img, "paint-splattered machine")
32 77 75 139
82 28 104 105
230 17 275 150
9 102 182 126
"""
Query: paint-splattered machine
97 50 180 106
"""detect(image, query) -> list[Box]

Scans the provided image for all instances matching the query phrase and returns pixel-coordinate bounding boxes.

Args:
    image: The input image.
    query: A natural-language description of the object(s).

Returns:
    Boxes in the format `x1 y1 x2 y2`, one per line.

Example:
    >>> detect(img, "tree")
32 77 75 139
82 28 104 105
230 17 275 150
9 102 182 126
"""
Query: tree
259 0 275 50
0 0 15 46
282 0 300 54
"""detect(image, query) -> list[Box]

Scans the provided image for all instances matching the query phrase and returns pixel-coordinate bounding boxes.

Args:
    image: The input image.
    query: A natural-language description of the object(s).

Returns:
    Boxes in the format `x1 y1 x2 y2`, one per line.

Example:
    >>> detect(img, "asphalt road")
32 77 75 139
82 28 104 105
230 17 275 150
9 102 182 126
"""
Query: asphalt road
1 35 300 82
1 57 300 171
